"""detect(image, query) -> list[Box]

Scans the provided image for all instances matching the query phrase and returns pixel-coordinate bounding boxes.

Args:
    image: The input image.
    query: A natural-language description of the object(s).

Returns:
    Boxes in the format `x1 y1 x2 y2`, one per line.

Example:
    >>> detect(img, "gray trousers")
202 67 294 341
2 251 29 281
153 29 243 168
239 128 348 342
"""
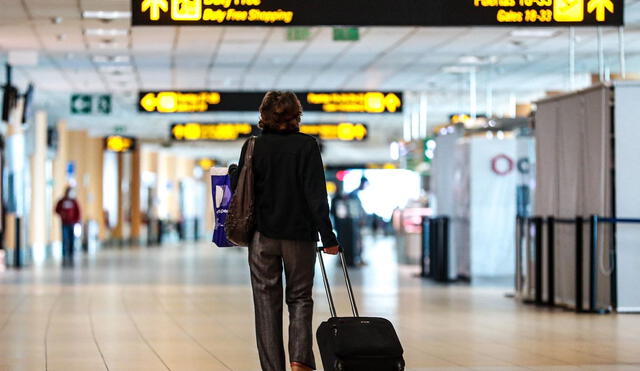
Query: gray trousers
249 231 317 371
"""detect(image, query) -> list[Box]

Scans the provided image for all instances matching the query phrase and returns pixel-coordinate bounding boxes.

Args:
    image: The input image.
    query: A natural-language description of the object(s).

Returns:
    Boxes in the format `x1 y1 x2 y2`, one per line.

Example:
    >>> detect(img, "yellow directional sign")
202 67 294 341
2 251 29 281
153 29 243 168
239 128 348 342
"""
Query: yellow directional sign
172 123 255 141
141 0 169 21
306 92 402 114
140 91 221 113
139 91 403 114
132 0 623 26
300 123 368 141
170 122 369 142
172 0 202 21
587 0 614 21
554 0 584 22
105 136 136 153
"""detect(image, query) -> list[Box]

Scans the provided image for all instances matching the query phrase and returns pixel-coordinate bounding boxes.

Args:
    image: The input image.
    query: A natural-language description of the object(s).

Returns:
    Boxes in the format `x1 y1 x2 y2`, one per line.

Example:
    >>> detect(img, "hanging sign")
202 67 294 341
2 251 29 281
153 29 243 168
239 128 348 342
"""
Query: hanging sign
171 123 259 141
140 91 402 114
132 0 623 27
171 122 369 142
71 94 112 115
105 136 137 153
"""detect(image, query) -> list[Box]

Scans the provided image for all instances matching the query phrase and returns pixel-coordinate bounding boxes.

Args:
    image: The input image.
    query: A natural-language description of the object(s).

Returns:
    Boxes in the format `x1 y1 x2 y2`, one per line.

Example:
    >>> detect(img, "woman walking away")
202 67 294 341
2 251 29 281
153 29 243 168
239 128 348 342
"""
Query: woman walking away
230 91 340 371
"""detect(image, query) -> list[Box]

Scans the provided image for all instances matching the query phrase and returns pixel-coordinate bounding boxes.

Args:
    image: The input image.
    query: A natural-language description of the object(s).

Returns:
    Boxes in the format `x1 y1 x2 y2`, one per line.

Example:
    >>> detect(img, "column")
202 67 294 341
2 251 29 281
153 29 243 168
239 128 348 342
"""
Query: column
51 120 68 245
113 152 125 241
130 147 142 243
28 111 47 259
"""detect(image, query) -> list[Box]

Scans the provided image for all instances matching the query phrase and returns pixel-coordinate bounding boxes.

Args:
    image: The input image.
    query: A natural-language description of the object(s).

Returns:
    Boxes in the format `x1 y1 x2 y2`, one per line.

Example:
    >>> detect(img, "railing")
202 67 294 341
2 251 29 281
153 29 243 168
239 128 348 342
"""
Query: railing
516 215 640 313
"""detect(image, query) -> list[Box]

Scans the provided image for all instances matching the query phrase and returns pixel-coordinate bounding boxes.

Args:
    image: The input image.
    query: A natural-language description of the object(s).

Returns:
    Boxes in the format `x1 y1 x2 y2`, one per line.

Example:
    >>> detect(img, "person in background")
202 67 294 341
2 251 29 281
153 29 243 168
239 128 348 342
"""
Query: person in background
55 186 81 266
348 176 369 266
331 183 357 267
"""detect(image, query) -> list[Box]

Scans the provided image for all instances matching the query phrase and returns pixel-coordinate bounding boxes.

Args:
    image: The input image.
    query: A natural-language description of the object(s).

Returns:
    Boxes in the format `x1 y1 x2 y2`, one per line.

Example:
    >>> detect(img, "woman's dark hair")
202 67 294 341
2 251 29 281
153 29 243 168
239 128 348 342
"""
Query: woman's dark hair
258 91 302 132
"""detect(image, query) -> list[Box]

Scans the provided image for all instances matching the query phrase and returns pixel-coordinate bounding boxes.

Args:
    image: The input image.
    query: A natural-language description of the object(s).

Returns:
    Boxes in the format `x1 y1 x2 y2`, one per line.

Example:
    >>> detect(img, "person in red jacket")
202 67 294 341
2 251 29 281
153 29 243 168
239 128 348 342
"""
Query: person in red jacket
55 186 81 266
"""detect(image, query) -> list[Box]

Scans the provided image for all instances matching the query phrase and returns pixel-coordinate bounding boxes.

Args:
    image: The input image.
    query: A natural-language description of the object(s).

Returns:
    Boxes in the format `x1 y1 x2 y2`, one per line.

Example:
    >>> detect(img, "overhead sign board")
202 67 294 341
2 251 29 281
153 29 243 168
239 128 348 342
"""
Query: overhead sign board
171 122 369 142
132 0 623 27
140 91 402 114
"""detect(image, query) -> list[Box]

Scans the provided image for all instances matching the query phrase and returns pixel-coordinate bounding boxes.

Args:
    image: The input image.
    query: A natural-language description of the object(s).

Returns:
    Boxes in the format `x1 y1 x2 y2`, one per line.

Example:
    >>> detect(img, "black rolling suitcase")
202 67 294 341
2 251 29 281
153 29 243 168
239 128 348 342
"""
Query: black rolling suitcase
316 247 405 371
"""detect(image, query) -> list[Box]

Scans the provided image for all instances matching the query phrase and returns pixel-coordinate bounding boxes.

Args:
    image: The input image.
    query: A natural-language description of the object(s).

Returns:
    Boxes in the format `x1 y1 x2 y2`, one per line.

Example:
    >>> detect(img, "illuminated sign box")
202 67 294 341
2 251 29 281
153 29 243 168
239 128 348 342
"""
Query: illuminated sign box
140 91 402 114
171 123 369 142
105 136 137 153
132 0 623 27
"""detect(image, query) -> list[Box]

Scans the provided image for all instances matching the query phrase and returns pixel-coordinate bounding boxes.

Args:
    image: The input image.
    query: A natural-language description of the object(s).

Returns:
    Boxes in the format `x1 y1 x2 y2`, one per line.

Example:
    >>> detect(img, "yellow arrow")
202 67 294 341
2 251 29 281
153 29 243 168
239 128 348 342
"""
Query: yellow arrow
141 0 169 21
587 0 614 22
384 93 402 113
140 93 157 112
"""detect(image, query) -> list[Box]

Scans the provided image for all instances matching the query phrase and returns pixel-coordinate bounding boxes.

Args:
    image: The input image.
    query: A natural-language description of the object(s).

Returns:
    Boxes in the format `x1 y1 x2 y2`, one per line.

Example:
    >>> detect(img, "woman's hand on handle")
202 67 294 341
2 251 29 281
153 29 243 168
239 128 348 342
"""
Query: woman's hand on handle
323 246 340 255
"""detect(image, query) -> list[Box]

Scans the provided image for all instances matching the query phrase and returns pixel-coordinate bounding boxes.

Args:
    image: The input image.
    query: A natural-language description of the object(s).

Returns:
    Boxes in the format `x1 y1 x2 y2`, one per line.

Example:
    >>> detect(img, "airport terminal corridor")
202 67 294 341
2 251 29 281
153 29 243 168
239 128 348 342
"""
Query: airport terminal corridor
3 0 640 370
1 237 639 371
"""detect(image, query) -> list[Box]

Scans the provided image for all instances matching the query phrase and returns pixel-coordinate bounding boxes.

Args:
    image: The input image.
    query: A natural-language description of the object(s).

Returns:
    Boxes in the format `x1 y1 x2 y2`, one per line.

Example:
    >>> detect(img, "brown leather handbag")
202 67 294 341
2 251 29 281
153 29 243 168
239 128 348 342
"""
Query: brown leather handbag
226 137 256 246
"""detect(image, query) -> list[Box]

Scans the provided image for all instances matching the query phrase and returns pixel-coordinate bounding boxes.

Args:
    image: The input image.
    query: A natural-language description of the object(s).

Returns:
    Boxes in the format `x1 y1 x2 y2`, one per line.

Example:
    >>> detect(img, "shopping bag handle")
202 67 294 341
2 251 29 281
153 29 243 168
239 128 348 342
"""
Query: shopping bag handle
317 247 360 318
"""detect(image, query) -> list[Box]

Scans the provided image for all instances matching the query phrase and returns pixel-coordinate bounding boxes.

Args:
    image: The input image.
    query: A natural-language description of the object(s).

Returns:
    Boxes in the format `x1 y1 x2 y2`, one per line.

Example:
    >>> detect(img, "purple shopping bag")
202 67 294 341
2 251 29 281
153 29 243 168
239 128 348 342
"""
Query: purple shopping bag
210 167 235 247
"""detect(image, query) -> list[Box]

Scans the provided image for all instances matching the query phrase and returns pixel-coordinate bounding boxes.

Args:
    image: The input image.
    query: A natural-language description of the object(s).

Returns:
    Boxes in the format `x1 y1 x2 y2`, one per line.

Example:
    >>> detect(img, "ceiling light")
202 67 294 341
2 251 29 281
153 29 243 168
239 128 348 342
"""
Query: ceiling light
510 29 558 38
84 28 129 37
441 65 475 74
51 16 63 24
82 11 131 20
92 55 131 64
99 65 134 74
91 41 128 50
458 55 499 65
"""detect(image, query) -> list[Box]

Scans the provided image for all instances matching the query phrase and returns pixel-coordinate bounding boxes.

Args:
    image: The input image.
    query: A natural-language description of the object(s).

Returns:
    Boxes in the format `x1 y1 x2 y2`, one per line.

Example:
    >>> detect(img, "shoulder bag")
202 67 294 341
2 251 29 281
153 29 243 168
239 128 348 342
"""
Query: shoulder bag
225 136 256 246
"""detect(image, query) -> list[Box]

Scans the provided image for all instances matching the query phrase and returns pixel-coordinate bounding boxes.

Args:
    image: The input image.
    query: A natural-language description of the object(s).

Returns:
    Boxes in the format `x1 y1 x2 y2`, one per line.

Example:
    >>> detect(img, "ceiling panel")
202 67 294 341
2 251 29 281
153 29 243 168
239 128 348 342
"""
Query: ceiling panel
0 0 639 141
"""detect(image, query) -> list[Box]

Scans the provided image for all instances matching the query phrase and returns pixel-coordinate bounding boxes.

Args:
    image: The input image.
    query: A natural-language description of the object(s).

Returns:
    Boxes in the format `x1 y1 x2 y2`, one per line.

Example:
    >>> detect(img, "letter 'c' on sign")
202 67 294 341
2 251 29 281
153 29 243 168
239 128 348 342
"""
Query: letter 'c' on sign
491 154 514 176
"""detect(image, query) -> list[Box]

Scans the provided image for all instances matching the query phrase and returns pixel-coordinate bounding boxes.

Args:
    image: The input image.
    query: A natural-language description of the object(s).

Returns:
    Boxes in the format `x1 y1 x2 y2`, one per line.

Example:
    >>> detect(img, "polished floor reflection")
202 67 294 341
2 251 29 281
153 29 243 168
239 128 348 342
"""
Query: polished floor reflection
1 237 639 371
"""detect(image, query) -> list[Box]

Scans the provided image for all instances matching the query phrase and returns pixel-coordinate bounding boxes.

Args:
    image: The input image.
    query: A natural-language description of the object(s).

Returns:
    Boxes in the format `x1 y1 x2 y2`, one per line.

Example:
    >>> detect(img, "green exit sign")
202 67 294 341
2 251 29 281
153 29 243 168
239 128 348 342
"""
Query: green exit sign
287 27 310 41
71 94 112 115
333 27 359 41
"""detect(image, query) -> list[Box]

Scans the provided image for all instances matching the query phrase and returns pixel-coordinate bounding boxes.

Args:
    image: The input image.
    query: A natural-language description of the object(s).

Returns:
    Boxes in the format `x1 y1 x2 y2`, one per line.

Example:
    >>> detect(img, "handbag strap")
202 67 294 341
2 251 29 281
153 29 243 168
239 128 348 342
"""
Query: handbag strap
244 136 256 165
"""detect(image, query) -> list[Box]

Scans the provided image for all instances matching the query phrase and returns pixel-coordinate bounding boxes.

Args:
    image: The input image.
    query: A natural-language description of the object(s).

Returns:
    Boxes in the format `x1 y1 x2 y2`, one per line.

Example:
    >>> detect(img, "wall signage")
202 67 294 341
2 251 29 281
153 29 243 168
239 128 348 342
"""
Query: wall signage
491 154 515 176
171 122 369 142
132 0 622 27
140 91 402 114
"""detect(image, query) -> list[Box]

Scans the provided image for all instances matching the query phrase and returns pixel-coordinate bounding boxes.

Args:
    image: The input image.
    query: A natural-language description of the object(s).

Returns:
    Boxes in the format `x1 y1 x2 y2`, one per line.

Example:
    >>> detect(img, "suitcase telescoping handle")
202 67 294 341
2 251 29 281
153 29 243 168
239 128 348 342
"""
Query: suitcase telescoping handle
317 247 360 318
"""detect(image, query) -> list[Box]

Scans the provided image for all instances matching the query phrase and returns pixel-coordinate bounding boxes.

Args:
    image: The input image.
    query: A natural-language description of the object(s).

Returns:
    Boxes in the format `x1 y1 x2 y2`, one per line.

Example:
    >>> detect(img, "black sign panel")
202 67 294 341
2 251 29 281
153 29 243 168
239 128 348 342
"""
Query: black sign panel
139 91 402 114
132 0 623 27
171 122 369 141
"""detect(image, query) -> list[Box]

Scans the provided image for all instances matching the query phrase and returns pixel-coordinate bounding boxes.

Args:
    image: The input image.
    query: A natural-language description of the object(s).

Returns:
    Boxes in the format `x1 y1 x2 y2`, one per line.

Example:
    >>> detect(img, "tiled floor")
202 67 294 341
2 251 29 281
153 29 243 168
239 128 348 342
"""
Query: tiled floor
1 237 639 371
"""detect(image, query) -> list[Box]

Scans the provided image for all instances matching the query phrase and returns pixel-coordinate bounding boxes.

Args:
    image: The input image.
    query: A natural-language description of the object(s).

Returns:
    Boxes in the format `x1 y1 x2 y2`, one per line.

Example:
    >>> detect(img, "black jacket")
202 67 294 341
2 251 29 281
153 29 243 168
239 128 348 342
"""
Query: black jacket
230 129 339 248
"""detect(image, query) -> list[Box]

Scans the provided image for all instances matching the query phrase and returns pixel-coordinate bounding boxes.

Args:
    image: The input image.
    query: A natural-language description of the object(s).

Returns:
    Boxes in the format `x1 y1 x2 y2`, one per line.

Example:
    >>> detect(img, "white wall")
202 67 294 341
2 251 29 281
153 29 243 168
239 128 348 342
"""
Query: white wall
613 82 640 312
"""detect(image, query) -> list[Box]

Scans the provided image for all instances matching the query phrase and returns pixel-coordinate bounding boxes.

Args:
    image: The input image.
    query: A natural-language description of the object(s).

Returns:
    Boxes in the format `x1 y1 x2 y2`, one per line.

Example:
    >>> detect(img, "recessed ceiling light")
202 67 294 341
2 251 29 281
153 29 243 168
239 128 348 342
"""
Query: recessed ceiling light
84 28 129 37
91 41 128 50
82 11 131 20
99 65 134 74
51 16 63 24
510 29 558 38
441 66 475 74
458 55 499 65
92 55 131 64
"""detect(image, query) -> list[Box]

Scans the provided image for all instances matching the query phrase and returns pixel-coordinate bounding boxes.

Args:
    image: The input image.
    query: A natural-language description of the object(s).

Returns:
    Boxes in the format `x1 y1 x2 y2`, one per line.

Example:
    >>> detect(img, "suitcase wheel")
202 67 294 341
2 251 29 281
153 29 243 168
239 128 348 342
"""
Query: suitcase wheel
396 359 405 371
334 360 344 371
